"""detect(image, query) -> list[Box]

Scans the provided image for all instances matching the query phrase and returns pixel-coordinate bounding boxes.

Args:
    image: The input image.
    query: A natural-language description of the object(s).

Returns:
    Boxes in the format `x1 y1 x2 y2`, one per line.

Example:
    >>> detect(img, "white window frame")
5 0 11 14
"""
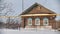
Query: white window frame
28 18 32 25
35 18 40 25
43 17 49 26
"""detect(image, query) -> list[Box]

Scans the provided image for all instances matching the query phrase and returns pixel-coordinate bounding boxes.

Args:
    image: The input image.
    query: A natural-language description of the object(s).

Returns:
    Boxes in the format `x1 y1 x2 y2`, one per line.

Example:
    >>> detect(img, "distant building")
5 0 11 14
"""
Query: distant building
20 3 57 29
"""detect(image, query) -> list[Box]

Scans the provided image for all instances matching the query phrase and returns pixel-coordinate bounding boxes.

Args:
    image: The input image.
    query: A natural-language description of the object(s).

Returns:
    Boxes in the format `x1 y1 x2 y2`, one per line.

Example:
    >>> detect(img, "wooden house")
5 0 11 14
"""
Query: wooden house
20 3 56 29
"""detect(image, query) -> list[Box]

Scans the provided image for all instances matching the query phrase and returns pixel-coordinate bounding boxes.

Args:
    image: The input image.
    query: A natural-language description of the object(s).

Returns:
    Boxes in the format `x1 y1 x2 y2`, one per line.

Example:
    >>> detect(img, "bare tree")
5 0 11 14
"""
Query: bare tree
0 0 14 22
0 0 15 29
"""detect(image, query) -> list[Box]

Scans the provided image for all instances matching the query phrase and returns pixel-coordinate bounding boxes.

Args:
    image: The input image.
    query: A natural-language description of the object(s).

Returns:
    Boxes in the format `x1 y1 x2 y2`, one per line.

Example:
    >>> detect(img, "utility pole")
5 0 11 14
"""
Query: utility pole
22 0 24 12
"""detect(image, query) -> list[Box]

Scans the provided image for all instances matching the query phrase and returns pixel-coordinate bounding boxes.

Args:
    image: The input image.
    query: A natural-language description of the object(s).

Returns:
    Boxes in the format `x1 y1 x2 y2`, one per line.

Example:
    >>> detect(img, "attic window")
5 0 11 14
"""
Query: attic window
38 7 41 9
37 6 41 10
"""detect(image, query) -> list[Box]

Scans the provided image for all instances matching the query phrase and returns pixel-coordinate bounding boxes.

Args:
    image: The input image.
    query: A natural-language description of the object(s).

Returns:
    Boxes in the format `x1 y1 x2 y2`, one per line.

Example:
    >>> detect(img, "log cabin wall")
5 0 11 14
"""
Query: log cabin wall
21 16 56 29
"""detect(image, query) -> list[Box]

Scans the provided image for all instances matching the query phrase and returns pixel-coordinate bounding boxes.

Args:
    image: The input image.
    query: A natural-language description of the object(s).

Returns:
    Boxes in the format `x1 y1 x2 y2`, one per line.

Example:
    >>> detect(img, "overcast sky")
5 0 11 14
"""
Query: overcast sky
2 0 60 20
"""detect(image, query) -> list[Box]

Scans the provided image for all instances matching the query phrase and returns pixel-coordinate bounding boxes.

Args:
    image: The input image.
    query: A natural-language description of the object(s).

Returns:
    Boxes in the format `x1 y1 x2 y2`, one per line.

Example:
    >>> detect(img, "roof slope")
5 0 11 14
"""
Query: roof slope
20 3 56 15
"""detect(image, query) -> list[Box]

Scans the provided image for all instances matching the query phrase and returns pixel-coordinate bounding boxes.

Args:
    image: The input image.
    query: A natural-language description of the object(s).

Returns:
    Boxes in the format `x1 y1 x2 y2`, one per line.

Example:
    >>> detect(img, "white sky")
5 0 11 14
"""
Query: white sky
1 0 60 20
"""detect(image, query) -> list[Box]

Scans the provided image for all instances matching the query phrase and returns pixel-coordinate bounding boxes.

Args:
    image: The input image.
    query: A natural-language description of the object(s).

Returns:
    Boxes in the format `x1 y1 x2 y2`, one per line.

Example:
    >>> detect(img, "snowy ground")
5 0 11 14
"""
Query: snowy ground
0 28 60 34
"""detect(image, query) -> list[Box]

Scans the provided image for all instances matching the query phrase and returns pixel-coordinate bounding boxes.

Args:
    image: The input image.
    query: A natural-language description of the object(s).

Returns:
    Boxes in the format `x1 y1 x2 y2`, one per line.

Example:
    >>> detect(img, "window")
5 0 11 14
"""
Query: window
28 18 32 25
43 17 49 26
35 18 40 25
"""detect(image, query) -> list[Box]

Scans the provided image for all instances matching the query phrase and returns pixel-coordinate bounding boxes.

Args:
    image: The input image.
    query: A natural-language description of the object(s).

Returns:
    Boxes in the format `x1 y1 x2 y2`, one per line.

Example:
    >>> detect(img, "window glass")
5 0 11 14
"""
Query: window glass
28 18 32 25
43 17 49 26
35 18 40 25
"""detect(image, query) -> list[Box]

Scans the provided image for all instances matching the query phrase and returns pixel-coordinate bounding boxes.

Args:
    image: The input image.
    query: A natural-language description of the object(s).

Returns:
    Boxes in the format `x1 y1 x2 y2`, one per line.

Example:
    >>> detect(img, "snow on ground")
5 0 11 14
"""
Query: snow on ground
0 28 60 34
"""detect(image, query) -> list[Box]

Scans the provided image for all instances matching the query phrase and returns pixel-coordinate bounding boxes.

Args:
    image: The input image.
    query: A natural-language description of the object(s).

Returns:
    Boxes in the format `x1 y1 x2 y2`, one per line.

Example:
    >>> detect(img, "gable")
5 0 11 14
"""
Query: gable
21 3 56 15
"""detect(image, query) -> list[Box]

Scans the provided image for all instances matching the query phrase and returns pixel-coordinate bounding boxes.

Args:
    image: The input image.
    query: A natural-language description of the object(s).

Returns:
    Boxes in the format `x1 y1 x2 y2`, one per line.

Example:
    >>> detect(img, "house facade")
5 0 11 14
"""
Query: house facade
20 3 57 29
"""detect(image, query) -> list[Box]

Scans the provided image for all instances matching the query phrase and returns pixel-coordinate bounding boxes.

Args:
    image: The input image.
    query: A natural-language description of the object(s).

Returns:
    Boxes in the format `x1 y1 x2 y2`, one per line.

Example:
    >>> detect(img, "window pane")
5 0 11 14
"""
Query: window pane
43 18 49 26
35 18 40 25
45 20 48 24
28 18 32 25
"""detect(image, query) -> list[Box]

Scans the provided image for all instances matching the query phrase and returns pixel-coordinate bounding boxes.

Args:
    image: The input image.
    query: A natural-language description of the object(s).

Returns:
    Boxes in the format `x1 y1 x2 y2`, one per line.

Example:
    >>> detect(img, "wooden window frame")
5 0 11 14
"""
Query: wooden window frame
35 18 40 25
43 17 49 26
28 18 32 26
